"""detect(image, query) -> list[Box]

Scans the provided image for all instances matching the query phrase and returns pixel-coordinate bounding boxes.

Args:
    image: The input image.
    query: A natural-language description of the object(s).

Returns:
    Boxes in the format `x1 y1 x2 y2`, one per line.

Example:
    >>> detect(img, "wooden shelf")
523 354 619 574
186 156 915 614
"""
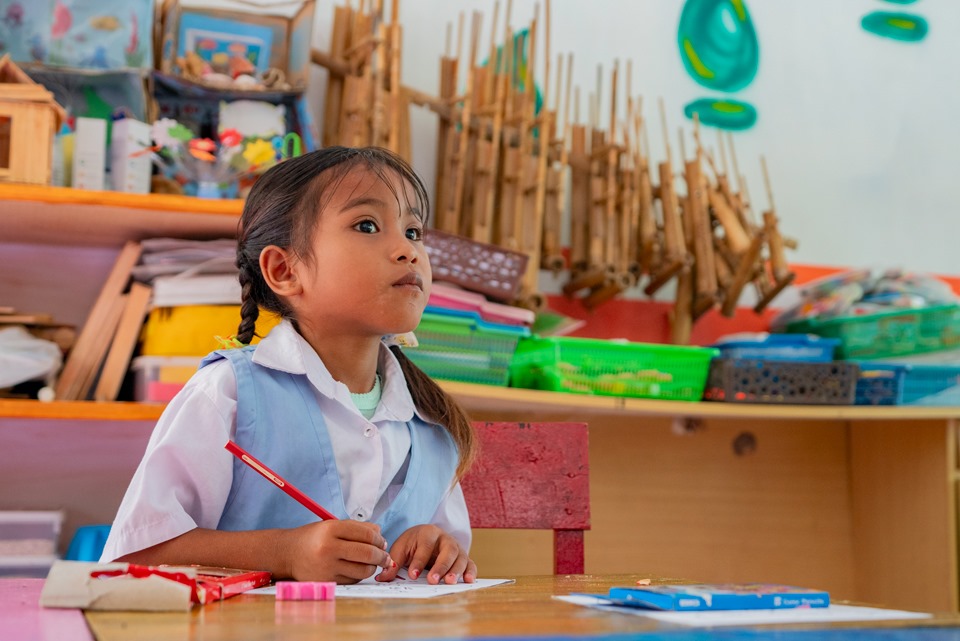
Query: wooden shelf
3 382 960 422
0 183 242 247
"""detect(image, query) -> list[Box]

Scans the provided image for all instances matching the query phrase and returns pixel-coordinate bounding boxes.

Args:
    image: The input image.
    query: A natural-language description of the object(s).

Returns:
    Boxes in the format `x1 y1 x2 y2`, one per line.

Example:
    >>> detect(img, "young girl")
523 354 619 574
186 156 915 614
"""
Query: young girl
101 146 477 585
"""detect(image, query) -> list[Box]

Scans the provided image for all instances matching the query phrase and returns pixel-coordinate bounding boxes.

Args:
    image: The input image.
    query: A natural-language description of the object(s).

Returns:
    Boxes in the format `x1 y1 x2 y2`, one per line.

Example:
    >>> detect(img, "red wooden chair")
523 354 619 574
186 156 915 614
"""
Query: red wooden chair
461 421 590 574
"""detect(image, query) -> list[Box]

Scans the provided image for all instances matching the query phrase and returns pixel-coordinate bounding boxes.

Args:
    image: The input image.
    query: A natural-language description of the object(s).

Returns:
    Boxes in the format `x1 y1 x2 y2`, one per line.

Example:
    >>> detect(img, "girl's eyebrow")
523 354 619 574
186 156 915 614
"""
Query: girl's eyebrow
340 196 423 221
340 196 388 212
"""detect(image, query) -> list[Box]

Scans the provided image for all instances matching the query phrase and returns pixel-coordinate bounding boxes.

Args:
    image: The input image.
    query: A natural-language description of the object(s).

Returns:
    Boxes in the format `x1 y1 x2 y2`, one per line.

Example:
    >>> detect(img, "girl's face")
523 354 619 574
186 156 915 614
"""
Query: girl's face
291 166 432 341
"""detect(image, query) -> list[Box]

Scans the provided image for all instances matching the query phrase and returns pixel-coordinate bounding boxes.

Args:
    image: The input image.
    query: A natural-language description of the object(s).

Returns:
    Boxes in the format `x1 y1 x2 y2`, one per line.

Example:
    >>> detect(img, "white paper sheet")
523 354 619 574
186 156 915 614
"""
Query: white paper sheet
250 572 513 599
555 595 932 627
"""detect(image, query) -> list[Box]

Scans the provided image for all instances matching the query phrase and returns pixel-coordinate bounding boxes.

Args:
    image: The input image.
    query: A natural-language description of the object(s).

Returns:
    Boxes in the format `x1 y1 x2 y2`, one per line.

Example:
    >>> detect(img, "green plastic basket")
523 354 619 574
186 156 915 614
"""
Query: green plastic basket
509 336 719 401
785 305 960 360
406 312 526 386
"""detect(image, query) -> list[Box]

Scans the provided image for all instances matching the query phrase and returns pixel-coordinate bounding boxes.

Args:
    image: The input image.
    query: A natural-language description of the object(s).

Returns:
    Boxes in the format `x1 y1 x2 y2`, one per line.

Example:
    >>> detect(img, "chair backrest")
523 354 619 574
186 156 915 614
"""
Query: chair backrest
461 421 590 574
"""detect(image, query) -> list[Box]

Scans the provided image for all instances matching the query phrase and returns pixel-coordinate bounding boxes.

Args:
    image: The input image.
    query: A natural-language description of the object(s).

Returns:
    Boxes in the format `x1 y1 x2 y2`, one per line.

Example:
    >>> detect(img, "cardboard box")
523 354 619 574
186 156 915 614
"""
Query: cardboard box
158 0 316 91
40 561 271 611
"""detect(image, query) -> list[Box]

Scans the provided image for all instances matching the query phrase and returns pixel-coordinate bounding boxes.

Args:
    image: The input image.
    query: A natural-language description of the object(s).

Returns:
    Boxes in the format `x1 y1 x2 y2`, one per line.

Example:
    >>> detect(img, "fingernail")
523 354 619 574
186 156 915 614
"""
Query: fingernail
446 573 457 583
430 573 440 583
409 569 419 579
391 560 397 569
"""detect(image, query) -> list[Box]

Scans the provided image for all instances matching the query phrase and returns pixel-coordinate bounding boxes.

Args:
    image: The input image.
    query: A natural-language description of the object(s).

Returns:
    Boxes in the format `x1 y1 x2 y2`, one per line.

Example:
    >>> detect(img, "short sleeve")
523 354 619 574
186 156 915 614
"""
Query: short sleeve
99 360 238 561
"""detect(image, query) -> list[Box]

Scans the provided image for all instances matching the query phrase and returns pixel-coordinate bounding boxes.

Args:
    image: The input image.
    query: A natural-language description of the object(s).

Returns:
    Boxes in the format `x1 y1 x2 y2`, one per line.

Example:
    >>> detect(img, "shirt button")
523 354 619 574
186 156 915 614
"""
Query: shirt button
364 427 374 437
355 511 366 521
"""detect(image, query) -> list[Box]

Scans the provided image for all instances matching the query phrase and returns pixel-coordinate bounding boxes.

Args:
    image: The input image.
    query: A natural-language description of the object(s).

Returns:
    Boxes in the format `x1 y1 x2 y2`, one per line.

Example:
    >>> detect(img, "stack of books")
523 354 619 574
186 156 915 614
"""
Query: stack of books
131 238 278 403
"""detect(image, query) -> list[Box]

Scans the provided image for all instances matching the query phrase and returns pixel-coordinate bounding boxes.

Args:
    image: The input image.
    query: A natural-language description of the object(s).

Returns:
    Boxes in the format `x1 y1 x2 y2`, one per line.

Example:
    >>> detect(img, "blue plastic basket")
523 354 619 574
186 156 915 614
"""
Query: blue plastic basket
901 364 960 405
713 334 840 362
65 524 112 562
854 363 908 406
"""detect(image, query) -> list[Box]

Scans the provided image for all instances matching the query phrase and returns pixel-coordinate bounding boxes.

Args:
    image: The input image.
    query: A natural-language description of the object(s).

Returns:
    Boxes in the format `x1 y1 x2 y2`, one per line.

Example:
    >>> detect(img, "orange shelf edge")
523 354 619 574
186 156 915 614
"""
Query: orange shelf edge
0 183 243 217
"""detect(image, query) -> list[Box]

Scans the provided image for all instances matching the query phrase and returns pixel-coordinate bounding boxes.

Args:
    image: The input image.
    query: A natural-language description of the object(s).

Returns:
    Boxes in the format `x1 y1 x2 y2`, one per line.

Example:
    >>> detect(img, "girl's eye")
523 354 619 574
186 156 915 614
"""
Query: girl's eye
405 227 423 241
355 220 379 234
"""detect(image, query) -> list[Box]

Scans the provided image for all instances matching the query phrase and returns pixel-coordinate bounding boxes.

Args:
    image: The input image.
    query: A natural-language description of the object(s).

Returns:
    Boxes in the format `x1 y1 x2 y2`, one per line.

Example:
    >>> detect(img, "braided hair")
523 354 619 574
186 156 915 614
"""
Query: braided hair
235 146 475 479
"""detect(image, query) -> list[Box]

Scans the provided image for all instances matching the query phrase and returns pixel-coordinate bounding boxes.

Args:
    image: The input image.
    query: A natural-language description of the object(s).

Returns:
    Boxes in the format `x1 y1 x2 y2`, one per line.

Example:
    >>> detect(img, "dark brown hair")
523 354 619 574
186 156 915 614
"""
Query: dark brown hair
235 146 475 478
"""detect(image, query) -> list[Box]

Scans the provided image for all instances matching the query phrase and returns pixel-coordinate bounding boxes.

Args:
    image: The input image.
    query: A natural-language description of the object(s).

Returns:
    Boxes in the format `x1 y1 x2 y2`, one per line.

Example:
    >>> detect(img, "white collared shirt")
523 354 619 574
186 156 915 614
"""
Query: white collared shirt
101 320 471 562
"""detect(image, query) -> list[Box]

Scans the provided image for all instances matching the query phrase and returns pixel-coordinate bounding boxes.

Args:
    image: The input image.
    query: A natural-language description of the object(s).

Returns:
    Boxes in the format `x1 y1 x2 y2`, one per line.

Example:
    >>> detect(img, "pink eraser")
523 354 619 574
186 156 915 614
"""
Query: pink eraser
275 581 336 601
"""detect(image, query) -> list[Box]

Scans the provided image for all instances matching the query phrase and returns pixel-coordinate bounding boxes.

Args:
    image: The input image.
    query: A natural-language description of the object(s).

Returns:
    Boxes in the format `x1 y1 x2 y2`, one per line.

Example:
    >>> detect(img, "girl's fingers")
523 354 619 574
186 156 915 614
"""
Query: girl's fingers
440 553 469 584
463 559 478 583
424 538 459 584
335 520 387 550
341 539 393 569
406 535 440 581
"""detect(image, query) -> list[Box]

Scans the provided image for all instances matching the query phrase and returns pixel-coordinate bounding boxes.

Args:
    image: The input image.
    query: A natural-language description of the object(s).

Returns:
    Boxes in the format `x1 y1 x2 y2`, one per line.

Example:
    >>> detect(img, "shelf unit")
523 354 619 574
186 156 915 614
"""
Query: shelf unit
2 185 959 613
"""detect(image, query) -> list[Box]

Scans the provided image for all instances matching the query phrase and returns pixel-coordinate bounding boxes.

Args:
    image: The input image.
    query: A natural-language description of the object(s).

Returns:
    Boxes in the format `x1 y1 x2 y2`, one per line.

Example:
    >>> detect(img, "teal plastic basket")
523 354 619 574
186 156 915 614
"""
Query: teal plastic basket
785 305 960 360
406 310 528 386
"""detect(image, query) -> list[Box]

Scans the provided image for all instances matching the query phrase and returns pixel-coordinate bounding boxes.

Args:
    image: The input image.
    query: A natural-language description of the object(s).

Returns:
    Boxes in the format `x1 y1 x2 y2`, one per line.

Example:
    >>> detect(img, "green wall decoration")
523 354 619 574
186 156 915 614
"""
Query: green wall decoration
861 11 929 42
683 98 756 131
678 0 760 131
677 0 759 93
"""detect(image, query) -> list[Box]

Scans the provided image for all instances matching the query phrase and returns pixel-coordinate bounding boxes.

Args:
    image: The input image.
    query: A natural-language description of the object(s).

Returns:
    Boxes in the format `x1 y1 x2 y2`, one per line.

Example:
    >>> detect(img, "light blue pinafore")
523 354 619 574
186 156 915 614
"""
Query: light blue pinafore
202 347 458 544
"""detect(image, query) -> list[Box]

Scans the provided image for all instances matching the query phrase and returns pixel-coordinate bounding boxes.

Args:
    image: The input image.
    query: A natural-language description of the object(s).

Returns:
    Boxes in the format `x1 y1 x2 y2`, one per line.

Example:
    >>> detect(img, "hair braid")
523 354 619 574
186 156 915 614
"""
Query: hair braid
236 261 261 346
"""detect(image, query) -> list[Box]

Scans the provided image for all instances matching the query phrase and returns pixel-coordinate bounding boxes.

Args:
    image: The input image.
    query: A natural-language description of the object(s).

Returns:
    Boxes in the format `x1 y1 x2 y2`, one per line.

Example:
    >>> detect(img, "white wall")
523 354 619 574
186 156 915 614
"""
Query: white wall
303 0 959 274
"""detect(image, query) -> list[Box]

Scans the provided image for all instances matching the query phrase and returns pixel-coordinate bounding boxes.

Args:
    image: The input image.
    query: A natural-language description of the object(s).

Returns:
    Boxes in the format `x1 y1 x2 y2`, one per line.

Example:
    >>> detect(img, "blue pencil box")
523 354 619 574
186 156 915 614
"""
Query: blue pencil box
606 583 830 611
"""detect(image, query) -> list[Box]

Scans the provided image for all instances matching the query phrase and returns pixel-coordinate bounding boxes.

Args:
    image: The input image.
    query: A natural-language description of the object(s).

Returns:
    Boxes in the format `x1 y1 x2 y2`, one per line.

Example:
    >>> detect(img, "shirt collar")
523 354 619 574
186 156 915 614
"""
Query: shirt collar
251 319 422 423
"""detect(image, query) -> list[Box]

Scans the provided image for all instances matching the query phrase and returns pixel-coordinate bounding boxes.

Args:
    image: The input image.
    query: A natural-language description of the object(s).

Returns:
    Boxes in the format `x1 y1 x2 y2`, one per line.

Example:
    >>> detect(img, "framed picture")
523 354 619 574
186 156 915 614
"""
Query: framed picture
178 13 273 74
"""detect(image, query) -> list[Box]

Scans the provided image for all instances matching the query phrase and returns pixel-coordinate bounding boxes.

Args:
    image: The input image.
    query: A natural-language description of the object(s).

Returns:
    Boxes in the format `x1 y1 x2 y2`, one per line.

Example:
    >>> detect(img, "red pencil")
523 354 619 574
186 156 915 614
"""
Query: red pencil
225 440 339 521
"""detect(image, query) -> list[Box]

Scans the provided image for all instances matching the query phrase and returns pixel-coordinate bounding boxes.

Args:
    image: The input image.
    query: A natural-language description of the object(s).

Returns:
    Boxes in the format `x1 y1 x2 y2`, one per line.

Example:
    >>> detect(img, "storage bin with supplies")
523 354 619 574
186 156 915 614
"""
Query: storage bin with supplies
898 364 960 406
404 307 529 386
711 333 840 362
784 304 960 361
854 363 908 406
509 336 718 401
0 510 63 578
703 359 860 405
130 355 204 402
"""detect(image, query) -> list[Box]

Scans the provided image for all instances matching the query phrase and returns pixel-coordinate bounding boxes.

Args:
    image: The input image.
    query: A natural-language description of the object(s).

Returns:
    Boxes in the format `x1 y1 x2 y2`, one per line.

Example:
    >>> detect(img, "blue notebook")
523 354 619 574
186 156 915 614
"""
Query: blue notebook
606 584 830 611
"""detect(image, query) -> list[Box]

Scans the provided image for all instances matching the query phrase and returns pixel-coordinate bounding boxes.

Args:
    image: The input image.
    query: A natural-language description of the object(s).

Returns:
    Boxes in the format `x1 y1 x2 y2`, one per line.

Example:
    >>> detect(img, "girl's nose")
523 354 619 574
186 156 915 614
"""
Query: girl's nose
393 238 420 263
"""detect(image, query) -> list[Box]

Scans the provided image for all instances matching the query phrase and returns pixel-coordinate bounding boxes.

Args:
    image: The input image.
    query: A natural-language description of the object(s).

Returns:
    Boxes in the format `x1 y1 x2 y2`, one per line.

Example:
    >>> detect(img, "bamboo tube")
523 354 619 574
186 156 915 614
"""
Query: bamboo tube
442 11 481 234
568 118 590 271
523 0 553 296
671 267 694 345
322 5 353 148
721 229 765 317
433 20 459 233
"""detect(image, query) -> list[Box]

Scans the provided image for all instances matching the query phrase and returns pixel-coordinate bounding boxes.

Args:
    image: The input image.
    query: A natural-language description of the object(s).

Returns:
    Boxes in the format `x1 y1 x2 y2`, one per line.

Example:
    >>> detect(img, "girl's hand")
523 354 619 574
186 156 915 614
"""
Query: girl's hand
279 520 395 583
375 524 477 584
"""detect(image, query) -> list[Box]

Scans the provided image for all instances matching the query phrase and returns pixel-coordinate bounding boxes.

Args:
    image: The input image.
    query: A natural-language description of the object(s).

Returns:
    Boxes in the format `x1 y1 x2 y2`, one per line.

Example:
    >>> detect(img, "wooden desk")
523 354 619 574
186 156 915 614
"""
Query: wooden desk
81 575 960 641
3 392 960 613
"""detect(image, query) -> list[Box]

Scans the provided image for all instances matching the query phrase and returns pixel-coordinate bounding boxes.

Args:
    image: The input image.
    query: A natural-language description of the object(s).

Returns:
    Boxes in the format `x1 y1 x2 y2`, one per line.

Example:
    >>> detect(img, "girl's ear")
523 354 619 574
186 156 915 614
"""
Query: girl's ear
260 245 303 297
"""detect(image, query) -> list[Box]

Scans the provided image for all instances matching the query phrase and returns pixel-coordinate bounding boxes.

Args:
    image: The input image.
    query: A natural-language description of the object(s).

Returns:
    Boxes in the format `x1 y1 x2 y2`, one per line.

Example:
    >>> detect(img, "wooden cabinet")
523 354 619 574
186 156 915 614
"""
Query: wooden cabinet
2 185 959 613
